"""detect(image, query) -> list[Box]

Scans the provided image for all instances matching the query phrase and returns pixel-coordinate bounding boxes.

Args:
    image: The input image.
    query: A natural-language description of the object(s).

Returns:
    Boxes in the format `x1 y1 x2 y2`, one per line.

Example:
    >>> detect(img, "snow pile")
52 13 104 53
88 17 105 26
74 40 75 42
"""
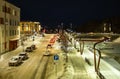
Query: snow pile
59 63 74 79
113 37 120 42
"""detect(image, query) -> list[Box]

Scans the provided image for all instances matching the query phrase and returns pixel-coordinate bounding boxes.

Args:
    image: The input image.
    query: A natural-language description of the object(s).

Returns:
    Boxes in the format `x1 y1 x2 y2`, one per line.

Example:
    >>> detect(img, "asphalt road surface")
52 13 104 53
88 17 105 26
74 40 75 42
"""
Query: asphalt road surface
0 34 54 79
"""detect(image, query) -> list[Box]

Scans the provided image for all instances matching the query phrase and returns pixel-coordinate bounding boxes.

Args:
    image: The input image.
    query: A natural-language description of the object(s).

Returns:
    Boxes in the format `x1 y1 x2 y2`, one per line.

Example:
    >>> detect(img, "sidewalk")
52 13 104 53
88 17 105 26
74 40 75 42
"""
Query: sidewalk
82 47 120 79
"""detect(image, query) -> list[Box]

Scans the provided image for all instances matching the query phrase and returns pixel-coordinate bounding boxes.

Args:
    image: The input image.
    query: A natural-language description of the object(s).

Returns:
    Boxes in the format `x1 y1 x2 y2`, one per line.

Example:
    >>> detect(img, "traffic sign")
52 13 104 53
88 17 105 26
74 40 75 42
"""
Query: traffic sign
54 54 59 60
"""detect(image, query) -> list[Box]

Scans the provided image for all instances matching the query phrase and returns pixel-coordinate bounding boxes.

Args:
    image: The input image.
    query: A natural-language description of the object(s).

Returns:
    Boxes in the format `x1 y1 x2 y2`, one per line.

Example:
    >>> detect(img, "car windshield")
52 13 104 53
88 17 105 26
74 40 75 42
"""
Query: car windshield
27 47 31 49
31 45 35 46
48 44 51 46
11 58 18 61
19 54 25 56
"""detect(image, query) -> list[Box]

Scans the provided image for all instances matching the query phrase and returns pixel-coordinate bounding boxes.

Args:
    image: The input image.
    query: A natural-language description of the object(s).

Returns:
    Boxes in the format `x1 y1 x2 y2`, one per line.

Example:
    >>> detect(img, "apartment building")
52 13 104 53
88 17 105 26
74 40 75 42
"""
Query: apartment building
0 0 20 53
20 21 41 36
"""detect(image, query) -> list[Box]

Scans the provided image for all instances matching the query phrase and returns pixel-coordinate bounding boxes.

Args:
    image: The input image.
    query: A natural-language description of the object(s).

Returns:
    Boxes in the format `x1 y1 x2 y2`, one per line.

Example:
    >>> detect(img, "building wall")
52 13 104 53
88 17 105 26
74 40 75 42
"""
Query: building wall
0 0 20 53
20 21 41 36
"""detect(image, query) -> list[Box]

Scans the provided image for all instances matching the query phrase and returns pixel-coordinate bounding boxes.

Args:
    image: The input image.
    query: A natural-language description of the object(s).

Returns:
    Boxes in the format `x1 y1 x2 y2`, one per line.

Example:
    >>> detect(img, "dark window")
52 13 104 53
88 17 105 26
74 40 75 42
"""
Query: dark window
0 18 4 24
10 30 11 36
8 7 11 14
9 19 12 26
2 6 11 14
2 6 5 12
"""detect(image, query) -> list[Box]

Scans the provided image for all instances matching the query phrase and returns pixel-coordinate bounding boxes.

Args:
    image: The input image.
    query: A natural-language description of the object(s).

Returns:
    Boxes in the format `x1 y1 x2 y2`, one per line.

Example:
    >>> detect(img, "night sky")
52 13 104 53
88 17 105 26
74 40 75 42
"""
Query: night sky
7 0 120 27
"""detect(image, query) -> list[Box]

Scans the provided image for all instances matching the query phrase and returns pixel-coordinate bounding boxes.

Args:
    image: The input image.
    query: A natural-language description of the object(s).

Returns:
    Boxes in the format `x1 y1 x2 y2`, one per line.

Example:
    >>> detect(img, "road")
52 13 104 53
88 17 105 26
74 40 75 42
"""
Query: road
0 34 54 79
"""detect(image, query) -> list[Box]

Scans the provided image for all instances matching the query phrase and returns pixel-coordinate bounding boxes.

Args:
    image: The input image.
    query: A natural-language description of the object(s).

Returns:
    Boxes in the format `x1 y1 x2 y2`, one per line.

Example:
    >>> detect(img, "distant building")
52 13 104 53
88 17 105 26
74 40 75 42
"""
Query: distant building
20 21 41 36
0 0 20 52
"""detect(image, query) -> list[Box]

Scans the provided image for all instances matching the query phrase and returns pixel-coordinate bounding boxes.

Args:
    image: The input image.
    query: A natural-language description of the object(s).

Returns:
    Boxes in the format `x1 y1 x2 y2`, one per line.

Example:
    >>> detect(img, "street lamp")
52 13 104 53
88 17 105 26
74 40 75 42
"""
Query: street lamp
79 38 85 55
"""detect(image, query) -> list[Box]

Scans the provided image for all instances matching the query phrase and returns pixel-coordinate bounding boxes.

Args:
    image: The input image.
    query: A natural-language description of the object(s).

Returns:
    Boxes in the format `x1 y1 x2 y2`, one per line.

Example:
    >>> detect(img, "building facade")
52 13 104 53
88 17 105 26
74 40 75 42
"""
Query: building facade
0 0 20 53
20 21 41 36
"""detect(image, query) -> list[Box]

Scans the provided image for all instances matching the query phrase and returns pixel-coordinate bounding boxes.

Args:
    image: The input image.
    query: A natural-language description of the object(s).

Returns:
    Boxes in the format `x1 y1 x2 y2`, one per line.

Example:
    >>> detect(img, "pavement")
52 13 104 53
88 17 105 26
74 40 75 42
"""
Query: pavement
83 46 120 79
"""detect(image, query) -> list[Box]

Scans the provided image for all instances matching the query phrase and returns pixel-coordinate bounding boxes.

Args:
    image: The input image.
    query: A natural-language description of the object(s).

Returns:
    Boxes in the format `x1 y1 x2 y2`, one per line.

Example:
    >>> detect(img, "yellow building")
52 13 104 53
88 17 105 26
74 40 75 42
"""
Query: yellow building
0 0 20 52
20 21 41 36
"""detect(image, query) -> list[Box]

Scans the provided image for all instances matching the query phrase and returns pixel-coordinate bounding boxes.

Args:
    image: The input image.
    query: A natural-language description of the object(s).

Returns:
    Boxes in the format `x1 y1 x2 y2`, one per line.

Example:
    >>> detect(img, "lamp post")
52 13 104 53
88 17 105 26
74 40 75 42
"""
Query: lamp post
79 38 85 55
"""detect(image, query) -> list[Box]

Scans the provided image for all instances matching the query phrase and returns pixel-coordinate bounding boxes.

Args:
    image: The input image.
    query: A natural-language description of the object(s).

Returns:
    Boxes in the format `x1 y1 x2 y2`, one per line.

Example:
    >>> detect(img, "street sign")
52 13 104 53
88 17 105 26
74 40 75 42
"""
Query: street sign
54 54 59 60
53 54 59 78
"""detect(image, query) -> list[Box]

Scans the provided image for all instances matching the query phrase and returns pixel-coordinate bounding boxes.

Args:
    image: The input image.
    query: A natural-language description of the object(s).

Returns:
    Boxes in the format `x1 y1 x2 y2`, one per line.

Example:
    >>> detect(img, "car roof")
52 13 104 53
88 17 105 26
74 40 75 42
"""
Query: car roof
31 44 35 46
27 47 31 48
19 52 26 54
12 56 20 58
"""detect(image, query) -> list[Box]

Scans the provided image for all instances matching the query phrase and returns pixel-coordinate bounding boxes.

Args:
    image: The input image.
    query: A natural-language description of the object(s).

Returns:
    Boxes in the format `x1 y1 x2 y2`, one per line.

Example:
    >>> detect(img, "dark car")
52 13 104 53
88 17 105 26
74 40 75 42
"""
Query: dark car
25 47 33 52
19 52 29 60
47 44 52 48
31 44 36 50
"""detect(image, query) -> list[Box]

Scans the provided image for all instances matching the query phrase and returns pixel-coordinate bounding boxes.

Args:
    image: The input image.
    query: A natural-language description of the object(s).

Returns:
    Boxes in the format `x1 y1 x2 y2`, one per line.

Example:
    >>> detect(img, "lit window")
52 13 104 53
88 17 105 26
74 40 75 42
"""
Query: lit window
12 9 15 15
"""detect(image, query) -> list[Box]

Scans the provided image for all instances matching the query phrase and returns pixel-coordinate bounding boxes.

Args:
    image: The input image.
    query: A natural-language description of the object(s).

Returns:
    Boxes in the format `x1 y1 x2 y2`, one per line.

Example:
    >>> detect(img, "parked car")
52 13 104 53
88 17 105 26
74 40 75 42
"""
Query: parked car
43 49 51 56
25 47 33 52
31 44 36 50
19 52 28 60
47 44 52 48
8 56 22 66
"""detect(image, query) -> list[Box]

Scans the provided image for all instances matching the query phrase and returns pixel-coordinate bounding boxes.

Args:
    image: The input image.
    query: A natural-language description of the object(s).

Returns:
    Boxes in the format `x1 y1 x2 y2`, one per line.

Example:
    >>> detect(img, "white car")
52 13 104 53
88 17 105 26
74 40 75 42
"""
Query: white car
43 50 51 56
8 56 22 66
